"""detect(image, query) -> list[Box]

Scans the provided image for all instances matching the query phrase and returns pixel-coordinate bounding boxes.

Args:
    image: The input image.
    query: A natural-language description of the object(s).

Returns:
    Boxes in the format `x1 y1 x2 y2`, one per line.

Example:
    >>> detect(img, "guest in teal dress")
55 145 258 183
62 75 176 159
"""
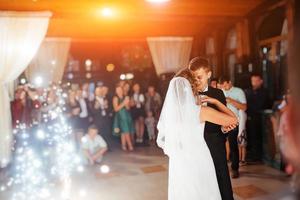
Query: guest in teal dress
112 86 134 151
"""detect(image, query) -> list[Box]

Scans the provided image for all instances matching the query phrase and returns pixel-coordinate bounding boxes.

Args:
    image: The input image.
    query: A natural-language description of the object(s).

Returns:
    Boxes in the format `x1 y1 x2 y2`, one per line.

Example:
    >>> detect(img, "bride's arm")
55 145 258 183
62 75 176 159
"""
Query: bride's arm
200 106 238 127
201 96 236 118
200 96 238 126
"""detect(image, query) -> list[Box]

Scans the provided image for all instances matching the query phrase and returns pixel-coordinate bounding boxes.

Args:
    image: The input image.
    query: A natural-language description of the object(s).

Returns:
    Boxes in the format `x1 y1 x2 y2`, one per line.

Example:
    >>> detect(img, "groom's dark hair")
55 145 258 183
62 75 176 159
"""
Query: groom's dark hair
188 57 212 72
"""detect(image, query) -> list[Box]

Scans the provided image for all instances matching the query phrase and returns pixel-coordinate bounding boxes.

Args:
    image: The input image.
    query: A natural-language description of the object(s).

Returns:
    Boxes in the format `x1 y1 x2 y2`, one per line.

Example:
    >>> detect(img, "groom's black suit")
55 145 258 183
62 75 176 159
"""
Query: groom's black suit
201 86 234 200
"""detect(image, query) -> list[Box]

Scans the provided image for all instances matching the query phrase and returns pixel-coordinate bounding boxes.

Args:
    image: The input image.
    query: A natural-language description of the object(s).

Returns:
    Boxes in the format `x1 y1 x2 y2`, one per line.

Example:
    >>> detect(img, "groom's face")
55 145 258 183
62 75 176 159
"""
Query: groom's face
192 68 212 92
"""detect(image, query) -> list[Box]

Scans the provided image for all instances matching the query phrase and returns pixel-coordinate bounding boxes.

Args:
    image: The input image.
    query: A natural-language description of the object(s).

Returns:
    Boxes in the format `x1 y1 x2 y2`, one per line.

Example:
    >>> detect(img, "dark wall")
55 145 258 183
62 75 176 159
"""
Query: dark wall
289 1 300 99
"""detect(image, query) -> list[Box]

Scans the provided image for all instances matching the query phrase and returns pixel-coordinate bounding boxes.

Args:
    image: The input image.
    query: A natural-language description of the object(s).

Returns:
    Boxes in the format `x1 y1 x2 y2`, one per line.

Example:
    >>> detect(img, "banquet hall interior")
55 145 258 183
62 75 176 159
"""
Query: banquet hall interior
0 0 299 199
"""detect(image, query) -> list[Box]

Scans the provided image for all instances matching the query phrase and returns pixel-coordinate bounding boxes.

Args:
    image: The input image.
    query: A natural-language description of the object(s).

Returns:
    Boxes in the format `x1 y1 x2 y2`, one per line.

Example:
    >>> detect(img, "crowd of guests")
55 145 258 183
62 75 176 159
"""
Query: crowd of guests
10 70 290 173
207 73 272 178
10 80 163 165
208 72 295 180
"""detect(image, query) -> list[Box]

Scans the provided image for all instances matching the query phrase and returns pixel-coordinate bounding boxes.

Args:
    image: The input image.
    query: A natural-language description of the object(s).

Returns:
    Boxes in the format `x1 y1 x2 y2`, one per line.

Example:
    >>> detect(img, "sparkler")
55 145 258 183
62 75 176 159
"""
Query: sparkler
1 82 111 200
1 84 82 200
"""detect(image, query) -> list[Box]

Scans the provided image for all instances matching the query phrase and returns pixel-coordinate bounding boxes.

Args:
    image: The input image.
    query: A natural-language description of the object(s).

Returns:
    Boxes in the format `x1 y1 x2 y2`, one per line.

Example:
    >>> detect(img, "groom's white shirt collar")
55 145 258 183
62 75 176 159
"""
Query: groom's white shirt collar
203 85 208 92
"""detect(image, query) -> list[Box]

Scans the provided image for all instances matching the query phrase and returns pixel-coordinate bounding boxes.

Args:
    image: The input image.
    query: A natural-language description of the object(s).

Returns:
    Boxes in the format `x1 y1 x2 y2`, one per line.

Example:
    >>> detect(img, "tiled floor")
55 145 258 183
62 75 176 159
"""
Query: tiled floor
0 145 294 200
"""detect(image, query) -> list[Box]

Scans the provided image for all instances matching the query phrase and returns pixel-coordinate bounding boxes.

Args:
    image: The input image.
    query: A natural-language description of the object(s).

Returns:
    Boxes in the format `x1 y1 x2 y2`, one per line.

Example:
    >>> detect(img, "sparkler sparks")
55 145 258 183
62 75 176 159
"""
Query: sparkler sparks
1 84 82 200
1 83 112 200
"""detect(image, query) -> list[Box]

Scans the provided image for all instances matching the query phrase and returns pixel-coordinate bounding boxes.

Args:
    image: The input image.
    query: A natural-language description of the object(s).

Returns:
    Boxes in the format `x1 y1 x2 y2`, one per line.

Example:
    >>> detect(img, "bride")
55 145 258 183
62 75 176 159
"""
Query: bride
157 69 237 200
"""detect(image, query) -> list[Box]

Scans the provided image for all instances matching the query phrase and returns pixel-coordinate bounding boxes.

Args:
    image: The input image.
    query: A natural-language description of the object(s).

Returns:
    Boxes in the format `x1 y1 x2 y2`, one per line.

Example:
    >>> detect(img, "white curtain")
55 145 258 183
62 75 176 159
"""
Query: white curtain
0 11 51 168
147 37 193 75
25 37 71 87
205 37 215 55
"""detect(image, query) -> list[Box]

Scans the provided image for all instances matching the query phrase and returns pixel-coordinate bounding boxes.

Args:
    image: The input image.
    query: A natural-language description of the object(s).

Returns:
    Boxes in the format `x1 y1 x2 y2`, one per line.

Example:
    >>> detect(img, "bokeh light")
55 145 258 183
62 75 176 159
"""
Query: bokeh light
106 63 115 72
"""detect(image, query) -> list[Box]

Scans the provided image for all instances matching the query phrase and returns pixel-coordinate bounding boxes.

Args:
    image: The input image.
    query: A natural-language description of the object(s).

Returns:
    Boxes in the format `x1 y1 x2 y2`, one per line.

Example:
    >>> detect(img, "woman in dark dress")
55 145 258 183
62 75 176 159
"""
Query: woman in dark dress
130 83 145 144
11 88 31 128
66 90 82 148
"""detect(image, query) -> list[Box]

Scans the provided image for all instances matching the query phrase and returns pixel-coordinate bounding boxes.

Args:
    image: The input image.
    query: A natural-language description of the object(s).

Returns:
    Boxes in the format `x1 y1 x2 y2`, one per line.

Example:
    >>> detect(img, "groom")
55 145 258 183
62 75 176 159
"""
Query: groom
189 57 235 200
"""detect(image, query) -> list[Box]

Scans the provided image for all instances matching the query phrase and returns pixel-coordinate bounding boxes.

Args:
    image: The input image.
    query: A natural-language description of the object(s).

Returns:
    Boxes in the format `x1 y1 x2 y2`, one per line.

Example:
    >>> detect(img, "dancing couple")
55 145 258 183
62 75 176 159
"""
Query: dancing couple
157 57 238 200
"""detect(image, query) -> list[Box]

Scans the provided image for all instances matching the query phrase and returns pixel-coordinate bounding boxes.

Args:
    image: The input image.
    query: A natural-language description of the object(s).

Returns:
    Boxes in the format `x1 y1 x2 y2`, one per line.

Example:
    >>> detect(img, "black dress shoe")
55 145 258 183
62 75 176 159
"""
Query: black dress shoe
231 170 239 179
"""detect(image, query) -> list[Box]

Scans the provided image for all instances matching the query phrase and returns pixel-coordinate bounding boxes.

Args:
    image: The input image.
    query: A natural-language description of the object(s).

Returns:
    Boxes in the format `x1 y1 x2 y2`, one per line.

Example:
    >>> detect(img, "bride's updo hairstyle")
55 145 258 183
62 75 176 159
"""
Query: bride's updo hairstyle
188 56 212 73
175 68 197 95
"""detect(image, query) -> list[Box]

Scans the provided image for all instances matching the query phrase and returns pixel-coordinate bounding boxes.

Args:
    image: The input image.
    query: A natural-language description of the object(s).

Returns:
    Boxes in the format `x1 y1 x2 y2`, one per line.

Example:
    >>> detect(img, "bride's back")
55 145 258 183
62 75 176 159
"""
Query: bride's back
157 76 222 200
158 76 206 156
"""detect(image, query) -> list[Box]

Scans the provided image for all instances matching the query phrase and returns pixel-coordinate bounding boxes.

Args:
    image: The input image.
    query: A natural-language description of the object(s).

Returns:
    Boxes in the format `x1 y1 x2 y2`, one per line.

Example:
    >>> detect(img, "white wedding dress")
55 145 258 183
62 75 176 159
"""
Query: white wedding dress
157 77 221 200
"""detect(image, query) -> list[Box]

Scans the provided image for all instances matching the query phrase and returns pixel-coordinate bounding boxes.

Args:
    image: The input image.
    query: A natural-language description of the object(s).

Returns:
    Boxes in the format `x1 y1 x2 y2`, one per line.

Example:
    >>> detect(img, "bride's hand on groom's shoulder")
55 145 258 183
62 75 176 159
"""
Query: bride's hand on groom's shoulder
201 96 219 105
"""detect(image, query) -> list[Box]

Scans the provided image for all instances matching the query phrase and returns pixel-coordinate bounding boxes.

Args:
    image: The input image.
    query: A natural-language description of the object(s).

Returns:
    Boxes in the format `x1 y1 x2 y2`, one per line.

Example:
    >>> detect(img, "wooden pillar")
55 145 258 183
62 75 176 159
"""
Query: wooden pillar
286 0 295 45
211 29 226 77
190 35 205 59
236 19 251 63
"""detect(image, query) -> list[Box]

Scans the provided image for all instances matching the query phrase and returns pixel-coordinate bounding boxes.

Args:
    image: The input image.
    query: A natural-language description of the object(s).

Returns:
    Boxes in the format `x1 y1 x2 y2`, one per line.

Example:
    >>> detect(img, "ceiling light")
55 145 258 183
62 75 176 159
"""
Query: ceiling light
125 73 134 80
120 74 126 80
101 7 114 17
85 59 92 67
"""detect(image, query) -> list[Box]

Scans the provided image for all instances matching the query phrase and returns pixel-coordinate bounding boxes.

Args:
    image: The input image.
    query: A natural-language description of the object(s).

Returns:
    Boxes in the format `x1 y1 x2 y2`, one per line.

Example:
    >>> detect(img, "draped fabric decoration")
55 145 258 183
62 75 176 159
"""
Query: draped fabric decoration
226 28 237 50
0 11 51 168
25 37 71 87
147 37 193 75
205 37 215 55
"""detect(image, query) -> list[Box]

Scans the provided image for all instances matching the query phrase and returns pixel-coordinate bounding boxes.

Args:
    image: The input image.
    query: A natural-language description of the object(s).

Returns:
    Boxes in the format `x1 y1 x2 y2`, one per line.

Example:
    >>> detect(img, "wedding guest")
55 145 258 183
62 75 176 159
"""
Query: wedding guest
81 83 90 100
238 110 248 166
67 90 81 130
245 73 270 161
29 89 42 124
122 82 135 143
130 83 145 144
211 76 232 162
145 86 162 121
81 124 108 165
123 82 131 97
11 85 42 127
145 110 156 143
102 86 113 134
11 88 31 128
76 89 91 133
210 78 219 89
92 86 111 146
40 88 58 122
112 86 134 151
102 86 111 104
269 5 300 199
118 80 126 88
219 76 247 178
66 90 82 148
226 138 231 162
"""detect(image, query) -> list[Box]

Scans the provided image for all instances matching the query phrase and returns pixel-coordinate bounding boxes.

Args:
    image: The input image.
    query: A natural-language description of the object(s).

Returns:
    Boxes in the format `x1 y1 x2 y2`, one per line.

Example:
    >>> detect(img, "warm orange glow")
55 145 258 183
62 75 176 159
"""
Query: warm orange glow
100 7 114 17
0 1 266 38
146 0 171 3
